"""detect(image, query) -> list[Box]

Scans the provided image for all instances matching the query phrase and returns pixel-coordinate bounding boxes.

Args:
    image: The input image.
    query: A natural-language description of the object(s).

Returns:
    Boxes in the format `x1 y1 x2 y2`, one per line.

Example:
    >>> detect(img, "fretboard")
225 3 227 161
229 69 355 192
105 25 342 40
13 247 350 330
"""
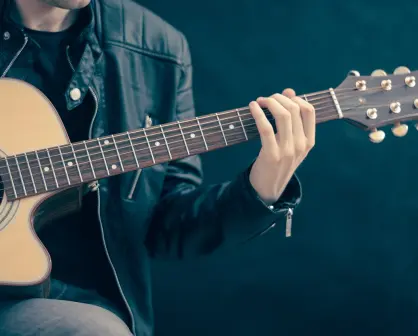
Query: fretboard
0 90 339 200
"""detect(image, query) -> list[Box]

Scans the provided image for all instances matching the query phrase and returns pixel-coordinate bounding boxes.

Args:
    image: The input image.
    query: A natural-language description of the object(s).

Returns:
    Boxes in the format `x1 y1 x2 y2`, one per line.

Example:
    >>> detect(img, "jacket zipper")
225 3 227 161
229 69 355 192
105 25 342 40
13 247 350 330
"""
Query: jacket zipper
254 207 294 238
66 46 136 334
285 208 293 237
1 34 28 78
127 169 142 199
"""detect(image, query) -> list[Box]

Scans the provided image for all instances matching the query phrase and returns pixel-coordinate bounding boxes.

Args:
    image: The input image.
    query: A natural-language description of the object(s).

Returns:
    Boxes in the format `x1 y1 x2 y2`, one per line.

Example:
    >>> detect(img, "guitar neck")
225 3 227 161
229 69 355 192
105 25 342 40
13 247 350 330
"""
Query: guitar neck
1 89 340 200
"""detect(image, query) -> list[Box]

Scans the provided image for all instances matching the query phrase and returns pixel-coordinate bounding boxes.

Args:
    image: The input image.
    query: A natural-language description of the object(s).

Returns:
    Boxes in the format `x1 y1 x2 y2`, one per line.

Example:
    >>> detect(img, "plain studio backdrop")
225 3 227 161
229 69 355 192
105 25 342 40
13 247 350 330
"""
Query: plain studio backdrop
136 1 418 335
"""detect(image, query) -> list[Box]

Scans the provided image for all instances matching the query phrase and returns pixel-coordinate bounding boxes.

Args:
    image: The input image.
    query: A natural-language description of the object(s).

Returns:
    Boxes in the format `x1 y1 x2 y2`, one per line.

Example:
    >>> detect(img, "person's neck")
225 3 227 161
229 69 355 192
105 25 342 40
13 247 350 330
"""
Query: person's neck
12 0 79 32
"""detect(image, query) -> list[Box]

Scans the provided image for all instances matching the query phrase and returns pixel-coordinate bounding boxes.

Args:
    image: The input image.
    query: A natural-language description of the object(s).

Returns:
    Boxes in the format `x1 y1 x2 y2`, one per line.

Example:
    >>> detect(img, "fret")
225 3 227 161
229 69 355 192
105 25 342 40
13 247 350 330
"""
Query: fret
236 109 248 141
216 111 248 145
177 121 190 155
58 145 83 185
196 118 208 151
215 113 228 145
35 150 48 191
57 146 71 186
303 94 309 102
160 125 172 159
69 144 84 182
72 142 97 181
188 116 222 151
111 133 143 170
24 153 37 194
111 135 125 172
98 138 124 174
97 139 110 176
126 132 140 168
23 152 47 193
83 141 97 179
178 119 208 153
83 139 108 179
4 157 18 198
46 149 59 188
143 129 155 164
13 153 40 195
13 156 27 196
46 147 73 189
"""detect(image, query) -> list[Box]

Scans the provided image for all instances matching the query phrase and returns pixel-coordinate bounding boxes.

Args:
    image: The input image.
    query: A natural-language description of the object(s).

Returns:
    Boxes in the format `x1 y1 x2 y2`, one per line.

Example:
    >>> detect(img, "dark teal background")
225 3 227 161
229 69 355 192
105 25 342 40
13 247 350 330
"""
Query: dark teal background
138 1 418 335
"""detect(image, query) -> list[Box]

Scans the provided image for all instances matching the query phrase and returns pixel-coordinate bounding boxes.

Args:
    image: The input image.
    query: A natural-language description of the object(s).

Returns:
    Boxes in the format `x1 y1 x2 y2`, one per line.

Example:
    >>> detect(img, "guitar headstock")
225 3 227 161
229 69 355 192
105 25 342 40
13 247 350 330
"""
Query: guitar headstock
334 66 418 143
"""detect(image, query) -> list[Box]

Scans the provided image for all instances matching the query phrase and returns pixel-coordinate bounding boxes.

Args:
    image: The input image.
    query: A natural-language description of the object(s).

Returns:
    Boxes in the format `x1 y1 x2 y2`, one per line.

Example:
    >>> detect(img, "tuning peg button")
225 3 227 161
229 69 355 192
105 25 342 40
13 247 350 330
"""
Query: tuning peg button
394 66 411 75
405 76 416 87
381 79 392 90
371 69 387 77
390 101 401 113
356 80 367 91
369 129 386 143
348 70 360 77
392 123 408 137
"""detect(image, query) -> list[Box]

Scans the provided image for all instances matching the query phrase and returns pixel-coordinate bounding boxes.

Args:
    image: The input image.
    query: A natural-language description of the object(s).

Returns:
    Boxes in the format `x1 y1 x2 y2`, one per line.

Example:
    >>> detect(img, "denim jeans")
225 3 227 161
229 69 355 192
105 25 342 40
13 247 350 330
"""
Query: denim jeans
0 279 133 335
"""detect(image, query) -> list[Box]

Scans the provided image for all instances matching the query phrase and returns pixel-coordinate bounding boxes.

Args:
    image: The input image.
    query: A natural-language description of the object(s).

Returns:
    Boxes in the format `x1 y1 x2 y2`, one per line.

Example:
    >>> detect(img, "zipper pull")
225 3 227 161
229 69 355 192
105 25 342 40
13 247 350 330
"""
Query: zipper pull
285 208 293 238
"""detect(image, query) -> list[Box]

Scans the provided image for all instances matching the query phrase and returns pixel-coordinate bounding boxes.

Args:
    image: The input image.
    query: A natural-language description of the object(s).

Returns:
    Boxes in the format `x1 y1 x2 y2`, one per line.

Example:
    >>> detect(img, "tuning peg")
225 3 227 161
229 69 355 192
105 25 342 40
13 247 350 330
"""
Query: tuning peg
369 129 386 143
391 122 409 137
405 75 416 87
394 66 411 75
348 70 360 77
371 69 387 77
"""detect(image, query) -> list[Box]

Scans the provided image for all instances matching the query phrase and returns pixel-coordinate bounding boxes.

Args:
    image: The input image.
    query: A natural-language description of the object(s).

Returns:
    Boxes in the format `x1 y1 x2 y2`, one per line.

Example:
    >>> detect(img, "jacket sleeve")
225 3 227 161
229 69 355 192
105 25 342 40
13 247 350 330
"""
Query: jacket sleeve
144 35 302 259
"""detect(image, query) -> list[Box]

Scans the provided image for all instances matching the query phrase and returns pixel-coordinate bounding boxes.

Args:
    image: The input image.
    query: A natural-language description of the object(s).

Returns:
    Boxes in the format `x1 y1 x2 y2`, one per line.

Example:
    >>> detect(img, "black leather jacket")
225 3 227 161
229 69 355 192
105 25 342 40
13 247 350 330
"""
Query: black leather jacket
0 0 301 335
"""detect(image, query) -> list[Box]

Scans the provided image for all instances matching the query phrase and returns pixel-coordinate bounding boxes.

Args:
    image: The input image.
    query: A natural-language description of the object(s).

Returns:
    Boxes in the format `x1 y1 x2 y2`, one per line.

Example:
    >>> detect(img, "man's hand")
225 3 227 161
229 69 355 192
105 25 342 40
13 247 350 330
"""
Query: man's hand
249 89 316 205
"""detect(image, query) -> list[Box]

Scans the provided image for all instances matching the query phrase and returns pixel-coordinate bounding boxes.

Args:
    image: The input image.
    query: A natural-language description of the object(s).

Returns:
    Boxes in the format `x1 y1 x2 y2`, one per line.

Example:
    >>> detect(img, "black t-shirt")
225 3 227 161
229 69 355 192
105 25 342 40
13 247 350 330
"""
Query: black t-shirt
9 26 126 313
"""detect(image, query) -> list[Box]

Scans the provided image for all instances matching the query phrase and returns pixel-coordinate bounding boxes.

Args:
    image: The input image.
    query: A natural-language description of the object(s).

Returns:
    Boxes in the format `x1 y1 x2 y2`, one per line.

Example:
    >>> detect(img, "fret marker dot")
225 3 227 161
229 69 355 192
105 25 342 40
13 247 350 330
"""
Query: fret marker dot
155 141 160 147
229 124 234 129
67 161 73 167
111 164 117 170
104 140 110 145
43 167 50 172
190 133 196 138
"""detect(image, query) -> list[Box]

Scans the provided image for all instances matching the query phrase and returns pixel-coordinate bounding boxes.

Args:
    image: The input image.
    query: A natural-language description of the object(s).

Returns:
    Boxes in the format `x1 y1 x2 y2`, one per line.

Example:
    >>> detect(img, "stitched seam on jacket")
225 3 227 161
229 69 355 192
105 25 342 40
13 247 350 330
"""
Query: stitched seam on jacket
104 40 190 67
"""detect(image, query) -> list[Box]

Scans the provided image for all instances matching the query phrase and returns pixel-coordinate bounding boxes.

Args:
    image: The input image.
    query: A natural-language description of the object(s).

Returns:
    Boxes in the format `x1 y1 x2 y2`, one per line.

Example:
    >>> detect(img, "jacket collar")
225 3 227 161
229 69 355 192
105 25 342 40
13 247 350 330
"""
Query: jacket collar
0 0 102 110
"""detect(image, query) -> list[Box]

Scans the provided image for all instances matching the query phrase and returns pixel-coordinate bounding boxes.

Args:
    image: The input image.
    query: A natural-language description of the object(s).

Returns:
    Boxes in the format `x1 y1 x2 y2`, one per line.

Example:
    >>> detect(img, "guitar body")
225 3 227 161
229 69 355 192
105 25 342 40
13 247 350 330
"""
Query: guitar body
0 79 82 299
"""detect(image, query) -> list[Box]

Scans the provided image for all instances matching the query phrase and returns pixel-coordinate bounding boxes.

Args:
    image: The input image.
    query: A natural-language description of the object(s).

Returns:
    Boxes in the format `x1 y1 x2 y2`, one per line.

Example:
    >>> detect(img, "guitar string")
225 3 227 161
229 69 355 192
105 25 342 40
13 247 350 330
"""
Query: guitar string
0 83 391 172
0 85 408 191
0 109 335 186
0 99 410 195
0 111 342 195
0 85 380 182
0 83 388 167
0 94 338 174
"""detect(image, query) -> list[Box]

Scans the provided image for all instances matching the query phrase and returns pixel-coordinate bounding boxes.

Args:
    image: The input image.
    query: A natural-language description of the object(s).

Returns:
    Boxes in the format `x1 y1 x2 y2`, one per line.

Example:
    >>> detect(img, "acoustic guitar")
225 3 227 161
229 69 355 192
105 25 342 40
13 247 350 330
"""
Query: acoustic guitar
0 66 416 298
